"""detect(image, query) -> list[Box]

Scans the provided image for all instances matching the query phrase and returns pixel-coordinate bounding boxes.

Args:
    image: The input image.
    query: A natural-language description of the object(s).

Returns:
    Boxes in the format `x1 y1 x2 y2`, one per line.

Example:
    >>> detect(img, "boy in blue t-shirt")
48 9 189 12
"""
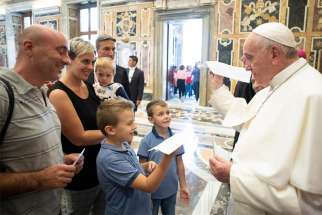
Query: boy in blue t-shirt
137 99 190 215
96 98 177 215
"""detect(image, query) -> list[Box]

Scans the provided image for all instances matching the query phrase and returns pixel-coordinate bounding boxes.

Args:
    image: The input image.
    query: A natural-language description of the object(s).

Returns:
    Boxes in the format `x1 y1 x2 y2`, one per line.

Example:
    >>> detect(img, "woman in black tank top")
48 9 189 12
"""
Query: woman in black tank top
48 37 105 215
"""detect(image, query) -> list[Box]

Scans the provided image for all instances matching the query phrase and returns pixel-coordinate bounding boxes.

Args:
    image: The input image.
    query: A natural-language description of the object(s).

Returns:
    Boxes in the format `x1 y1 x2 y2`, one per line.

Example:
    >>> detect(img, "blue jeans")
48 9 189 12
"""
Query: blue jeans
152 193 177 215
61 185 105 215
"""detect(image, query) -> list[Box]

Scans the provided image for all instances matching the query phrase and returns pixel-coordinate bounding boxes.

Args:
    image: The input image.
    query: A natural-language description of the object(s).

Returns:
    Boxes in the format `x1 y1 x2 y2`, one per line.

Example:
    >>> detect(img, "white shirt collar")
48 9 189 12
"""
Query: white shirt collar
269 58 307 90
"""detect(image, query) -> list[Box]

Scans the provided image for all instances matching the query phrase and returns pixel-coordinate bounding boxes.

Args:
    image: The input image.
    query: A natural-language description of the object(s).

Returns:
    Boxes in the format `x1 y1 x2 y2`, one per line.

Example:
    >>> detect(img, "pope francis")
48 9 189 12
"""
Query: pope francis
209 22 322 214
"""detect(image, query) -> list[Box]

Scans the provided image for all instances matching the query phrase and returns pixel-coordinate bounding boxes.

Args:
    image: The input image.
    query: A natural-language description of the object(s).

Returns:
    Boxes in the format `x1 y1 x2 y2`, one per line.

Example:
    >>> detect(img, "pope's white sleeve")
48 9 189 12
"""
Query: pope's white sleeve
230 163 301 214
208 85 235 116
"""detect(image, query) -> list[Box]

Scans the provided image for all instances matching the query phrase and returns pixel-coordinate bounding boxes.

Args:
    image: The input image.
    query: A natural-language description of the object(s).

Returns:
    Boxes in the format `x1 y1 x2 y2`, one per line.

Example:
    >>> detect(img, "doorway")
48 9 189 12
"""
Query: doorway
154 7 212 106
165 19 202 102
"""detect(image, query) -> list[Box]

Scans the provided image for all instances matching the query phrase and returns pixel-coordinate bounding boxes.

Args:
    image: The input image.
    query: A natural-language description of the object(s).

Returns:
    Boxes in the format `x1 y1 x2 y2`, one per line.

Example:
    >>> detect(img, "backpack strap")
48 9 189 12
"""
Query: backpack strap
0 77 15 144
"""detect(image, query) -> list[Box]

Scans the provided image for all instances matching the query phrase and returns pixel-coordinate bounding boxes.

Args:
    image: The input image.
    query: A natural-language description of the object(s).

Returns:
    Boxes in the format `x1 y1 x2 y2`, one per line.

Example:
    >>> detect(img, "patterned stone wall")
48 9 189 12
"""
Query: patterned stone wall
0 18 7 67
100 2 154 88
34 10 61 32
213 0 322 72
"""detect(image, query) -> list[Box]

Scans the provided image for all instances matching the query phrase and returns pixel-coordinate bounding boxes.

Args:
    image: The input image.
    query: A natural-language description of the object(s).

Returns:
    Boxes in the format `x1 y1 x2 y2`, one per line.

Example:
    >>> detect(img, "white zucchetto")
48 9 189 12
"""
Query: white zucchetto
253 22 297 48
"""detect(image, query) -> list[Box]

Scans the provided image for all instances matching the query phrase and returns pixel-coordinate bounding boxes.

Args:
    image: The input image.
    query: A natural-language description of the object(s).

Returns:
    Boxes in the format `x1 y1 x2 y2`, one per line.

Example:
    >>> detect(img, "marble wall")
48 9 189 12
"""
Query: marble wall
0 17 7 67
1 0 321 101
213 0 322 72
100 2 154 88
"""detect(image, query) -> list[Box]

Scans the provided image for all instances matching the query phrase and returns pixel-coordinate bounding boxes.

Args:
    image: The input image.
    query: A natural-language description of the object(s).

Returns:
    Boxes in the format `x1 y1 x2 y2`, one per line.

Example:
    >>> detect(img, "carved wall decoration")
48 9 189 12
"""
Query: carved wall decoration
313 0 322 31
295 37 306 49
238 39 246 67
102 10 113 35
100 2 153 87
39 19 58 30
69 8 77 18
218 0 234 34
141 8 152 37
141 40 150 84
287 0 307 31
116 11 137 38
310 37 322 72
217 39 233 65
35 15 60 31
0 21 7 67
12 15 22 54
69 8 78 39
240 0 280 32
0 22 6 46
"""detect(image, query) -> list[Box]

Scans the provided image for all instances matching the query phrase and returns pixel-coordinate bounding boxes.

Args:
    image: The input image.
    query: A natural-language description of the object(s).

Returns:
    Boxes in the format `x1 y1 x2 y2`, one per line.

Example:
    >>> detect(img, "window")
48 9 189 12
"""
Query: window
22 12 32 29
79 5 97 46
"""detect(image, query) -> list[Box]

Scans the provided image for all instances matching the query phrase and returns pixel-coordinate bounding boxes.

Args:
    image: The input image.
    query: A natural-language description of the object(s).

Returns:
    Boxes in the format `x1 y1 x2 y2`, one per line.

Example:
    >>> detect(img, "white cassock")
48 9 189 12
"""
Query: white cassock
210 58 322 214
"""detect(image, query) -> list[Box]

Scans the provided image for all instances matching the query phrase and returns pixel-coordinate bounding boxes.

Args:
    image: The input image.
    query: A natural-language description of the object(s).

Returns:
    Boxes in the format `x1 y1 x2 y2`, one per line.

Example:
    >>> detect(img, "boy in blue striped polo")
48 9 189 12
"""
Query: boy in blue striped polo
138 99 190 215
96 98 177 215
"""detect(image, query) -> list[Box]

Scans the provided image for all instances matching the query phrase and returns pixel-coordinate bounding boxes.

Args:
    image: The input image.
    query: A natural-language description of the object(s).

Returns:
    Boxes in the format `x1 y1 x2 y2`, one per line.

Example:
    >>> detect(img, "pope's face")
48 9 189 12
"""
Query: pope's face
242 33 272 88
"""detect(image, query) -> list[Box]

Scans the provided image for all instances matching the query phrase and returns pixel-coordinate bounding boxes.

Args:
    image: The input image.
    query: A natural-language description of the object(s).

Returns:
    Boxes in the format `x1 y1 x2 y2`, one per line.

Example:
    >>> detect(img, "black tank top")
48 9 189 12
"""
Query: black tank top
49 81 101 190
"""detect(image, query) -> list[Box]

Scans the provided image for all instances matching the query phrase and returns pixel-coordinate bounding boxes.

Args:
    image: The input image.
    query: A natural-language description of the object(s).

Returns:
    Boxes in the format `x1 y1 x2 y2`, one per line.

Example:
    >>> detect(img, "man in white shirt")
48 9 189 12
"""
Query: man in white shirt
127 55 144 111
209 22 322 214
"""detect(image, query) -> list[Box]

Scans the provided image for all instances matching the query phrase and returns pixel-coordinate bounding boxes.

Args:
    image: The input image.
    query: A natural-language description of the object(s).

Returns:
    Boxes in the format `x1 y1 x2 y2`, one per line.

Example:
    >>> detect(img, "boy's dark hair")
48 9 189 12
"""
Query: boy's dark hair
129 55 138 64
146 99 168 117
97 98 134 135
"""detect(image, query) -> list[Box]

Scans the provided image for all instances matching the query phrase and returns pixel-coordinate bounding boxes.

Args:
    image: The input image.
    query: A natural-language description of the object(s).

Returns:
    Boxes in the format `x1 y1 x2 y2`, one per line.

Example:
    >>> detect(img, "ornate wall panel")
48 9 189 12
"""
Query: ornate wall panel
212 0 322 75
35 14 61 31
116 11 137 37
310 37 322 72
12 15 22 54
240 0 280 32
100 2 154 87
238 39 246 67
217 39 233 64
141 40 151 84
287 0 307 31
141 7 152 37
0 20 7 67
101 10 113 35
218 0 234 34
313 0 322 31
68 7 78 39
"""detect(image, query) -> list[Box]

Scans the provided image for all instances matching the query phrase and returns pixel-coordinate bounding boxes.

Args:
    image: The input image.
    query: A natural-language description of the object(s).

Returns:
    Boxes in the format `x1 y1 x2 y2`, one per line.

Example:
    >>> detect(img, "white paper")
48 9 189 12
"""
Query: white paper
213 143 231 161
73 148 85 166
206 61 251 83
148 128 196 155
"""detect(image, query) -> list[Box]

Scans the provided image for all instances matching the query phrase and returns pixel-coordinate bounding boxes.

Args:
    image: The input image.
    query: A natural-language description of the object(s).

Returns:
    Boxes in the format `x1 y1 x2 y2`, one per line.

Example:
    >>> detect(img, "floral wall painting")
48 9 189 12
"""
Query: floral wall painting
240 0 280 32
116 11 137 37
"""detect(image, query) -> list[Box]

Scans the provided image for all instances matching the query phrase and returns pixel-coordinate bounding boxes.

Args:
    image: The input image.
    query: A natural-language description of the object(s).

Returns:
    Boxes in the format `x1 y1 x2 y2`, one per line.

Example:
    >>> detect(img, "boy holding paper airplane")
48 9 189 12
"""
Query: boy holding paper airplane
138 99 189 215
96 98 176 215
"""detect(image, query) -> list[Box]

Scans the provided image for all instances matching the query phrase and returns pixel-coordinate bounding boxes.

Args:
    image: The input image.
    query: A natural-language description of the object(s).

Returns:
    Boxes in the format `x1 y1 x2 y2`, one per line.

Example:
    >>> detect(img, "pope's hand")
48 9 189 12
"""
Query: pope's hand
208 71 224 90
209 155 231 183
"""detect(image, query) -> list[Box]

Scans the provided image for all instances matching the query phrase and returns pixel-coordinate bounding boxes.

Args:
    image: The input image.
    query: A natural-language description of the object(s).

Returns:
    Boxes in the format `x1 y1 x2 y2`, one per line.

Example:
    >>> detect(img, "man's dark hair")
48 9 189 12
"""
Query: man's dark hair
96 35 116 50
129 55 138 64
